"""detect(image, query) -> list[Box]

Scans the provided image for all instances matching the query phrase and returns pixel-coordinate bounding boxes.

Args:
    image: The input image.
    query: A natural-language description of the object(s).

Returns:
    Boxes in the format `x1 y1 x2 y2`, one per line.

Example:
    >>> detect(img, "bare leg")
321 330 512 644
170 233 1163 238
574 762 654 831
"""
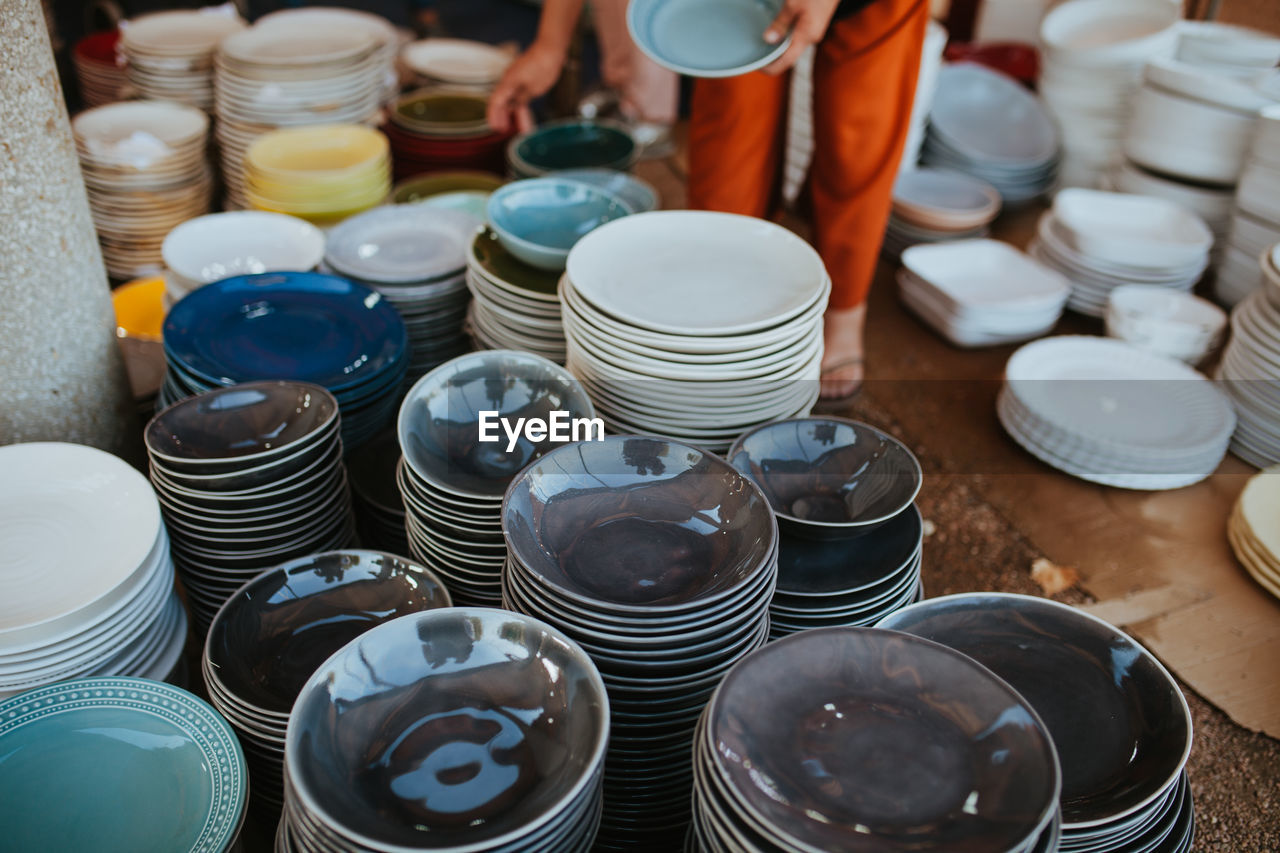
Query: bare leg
821 304 866 399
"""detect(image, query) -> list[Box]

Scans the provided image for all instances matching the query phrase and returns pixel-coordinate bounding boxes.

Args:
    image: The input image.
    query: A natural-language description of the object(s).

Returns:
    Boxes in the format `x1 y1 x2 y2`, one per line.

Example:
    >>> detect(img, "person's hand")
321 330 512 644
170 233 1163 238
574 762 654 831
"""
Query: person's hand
761 0 842 75
487 42 565 134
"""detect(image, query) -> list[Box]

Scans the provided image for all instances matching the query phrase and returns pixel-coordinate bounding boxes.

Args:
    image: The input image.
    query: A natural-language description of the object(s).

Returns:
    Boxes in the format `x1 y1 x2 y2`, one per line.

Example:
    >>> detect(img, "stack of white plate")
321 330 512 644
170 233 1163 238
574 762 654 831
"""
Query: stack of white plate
1228 467 1280 599
1105 159 1235 252
325 205 477 379
72 100 213 279
898 19 949 174
400 38 513 91
1037 0 1180 189
467 227 567 363
898 239 1069 347
119 9 247 110
1176 20 1280 78
560 211 828 453
1028 189 1212 317
882 167 1001 259
1217 106 1280 306
72 30 127 108
214 18 387 208
1105 285 1226 365
1216 286 1280 468
255 6 399 102
920 62 1059 204
999 336 1235 490
0 443 185 699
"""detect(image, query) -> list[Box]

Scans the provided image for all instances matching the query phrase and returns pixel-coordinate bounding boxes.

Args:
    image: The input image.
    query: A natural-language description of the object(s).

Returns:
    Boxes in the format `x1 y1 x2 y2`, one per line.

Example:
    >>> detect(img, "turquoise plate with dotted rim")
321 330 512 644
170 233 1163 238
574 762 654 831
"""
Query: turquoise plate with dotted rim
0 677 248 853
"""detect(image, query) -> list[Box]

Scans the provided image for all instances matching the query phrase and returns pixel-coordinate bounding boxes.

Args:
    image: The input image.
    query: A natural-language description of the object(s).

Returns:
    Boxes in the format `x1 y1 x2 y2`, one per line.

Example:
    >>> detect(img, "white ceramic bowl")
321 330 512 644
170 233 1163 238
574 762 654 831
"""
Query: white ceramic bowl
1105 284 1226 362
162 211 326 286
1176 20 1280 70
1124 84 1256 185
1040 0 1180 68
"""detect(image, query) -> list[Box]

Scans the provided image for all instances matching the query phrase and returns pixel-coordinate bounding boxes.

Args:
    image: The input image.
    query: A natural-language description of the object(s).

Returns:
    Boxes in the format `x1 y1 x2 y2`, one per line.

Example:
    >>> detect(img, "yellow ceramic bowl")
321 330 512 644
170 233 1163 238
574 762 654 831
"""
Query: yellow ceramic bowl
246 125 389 182
112 276 167 340
245 158 388 202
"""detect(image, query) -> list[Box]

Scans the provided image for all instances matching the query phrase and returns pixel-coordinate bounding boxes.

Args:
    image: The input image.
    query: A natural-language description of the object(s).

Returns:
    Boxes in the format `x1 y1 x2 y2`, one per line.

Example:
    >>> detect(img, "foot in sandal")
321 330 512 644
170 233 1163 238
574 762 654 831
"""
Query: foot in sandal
819 304 866 401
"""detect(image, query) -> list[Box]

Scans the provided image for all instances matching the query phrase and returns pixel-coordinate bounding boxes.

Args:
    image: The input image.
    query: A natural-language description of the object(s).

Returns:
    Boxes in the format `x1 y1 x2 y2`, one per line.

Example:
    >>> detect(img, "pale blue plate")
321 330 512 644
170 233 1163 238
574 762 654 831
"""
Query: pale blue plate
628 0 789 78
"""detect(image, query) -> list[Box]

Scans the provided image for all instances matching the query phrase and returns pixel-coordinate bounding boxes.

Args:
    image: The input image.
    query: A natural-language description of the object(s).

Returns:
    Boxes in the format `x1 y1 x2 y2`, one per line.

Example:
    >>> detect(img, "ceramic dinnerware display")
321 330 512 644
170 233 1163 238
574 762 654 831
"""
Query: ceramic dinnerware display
882 166 1001 259
392 169 505 205
1216 286 1280 468
73 100 213 280
1029 189 1212 317
280 608 609 852
998 336 1235 489
144 382 356 632
119 8 247 110
1105 158 1235 254
1216 106 1280 306
1105 285 1226 364
203 550 451 814
0 677 248 853
347 430 410 555
385 88 513 178
243 125 391 225
324 204 477 379
899 239 1070 347
401 38 514 90
880 593 1196 853
556 168 660 214
502 435 778 850
467 226 570 363
1228 467 1280 599
691 627 1062 853
160 271 409 450
253 5 399 101
507 118 638 178
560 211 829 453
397 350 595 605
626 0 789 78
0 443 184 698
161 210 325 300
72 29 126 107
487 177 632 272
921 62 1059 204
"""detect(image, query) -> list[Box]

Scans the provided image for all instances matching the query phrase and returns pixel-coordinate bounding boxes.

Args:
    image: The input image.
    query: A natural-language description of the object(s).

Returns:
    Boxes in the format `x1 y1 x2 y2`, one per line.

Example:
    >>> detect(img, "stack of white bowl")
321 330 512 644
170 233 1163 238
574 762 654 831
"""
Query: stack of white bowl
882 167 1001 259
1217 106 1280 306
161 211 326 301
561 211 828 453
0 443 186 699
1037 0 1180 189
898 239 1069 347
400 38 513 91
1216 282 1280 468
72 100 213 279
118 9 247 110
921 63 1059 204
214 17 388 208
1028 189 1212 317
1105 285 1226 365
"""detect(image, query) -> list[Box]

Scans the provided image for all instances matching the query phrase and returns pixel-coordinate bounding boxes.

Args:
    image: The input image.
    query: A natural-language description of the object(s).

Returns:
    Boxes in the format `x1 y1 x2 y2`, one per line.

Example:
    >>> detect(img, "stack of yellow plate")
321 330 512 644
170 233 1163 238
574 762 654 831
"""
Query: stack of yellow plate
244 125 391 224
1228 467 1280 599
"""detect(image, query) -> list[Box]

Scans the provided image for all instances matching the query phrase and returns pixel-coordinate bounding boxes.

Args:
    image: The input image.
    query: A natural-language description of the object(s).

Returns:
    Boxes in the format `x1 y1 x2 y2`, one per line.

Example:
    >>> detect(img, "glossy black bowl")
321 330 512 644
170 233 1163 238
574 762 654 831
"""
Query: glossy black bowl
502 435 777 612
877 593 1193 829
205 550 451 716
727 417 922 540
286 607 609 850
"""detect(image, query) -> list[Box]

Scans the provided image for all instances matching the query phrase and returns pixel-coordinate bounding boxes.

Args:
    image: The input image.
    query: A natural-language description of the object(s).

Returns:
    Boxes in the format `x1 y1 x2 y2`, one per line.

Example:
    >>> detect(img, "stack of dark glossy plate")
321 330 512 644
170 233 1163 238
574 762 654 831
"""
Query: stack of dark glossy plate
880 593 1196 853
396 351 595 605
727 417 924 637
279 608 609 853
160 272 409 451
347 431 409 556
502 435 778 850
144 382 355 632
690 628 1063 853
203 550 451 816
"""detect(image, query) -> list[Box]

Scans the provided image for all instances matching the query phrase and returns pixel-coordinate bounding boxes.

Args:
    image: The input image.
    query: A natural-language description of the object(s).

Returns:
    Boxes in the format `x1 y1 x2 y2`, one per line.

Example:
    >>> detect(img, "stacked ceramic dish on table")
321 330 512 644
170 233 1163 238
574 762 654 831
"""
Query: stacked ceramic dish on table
507 118 639 178
727 418 924 637
898 239 1070 347
397 351 594 605
73 100 212 280
161 210 325 300
1216 283 1280 467
385 88 512 178
998 336 1235 490
1105 158 1235 256
279 608 609 853
0 443 184 698
1105 285 1226 364
392 169 504 215
881 594 1196 853
882 166 1001 258
561 211 828 453
119 8 247 109
214 15 389 208
203 550 451 814
1029 189 1212 317
401 37 513 90
254 5 399 101
145 382 356 632
921 62 1058 205
0 677 248 853
1037 0 1179 189
160 271 409 449
243 125 391 225
72 30 126 107
347 431 409 555
502 435 778 850
467 226 569 362
690 627 1063 853
1228 468 1280 599
1217 106 1280 306
325 204 476 379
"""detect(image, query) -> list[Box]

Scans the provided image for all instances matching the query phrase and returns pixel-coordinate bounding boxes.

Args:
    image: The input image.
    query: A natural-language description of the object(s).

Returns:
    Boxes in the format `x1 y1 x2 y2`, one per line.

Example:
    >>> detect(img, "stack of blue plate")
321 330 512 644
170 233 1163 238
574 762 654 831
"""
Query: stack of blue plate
160 272 408 450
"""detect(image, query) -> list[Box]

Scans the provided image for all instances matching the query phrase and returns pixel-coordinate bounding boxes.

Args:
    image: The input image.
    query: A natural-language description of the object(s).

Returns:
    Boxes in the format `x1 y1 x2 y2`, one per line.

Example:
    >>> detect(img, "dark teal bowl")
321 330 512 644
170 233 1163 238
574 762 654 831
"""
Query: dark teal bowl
509 119 638 175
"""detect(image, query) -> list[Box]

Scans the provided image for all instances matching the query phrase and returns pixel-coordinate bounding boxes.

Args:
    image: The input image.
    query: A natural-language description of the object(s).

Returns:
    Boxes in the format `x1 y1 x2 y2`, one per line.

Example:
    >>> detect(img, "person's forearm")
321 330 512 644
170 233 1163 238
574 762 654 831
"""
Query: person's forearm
534 0 588 55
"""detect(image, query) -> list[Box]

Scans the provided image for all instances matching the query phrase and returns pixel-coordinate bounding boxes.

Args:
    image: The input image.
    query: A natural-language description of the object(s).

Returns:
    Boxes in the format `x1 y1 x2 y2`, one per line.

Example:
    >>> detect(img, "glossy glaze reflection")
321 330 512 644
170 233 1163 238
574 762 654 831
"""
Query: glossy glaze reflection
503 436 776 607
777 503 922 595
707 628 1060 852
206 550 451 714
287 608 609 849
513 120 636 172
728 416 923 539
877 593 1192 827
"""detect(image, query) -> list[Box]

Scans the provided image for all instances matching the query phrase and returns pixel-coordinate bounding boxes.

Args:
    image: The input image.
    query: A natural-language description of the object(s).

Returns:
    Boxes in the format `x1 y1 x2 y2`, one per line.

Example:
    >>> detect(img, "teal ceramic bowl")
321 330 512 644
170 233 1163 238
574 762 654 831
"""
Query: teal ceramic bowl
486 177 631 271
508 119 638 176
556 168 660 213
0 677 248 853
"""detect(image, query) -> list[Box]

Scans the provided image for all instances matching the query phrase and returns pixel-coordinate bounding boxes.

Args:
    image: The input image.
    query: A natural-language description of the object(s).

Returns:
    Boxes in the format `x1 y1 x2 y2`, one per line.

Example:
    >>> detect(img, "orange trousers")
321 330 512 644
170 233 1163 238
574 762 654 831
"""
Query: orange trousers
688 0 930 310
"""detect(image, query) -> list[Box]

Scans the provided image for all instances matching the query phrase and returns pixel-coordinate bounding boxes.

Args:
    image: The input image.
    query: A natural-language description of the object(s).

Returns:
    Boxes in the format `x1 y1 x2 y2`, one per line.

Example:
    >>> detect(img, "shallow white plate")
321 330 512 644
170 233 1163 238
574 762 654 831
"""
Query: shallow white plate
903 239 1071 309
892 168 1001 229
1052 189 1212 268
326 205 475 284
401 38 512 85
120 9 247 55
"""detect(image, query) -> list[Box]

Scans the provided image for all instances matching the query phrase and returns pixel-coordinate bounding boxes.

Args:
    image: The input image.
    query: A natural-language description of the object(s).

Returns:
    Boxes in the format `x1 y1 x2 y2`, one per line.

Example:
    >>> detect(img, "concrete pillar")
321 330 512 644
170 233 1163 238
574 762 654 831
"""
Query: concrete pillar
0 0 137 455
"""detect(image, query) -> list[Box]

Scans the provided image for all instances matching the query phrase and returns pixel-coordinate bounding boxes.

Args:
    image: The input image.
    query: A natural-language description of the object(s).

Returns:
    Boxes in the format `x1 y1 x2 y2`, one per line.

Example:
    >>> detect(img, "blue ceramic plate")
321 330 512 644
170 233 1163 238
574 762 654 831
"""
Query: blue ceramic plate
0 677 247 853
163 272 407 393
628 0 789 78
